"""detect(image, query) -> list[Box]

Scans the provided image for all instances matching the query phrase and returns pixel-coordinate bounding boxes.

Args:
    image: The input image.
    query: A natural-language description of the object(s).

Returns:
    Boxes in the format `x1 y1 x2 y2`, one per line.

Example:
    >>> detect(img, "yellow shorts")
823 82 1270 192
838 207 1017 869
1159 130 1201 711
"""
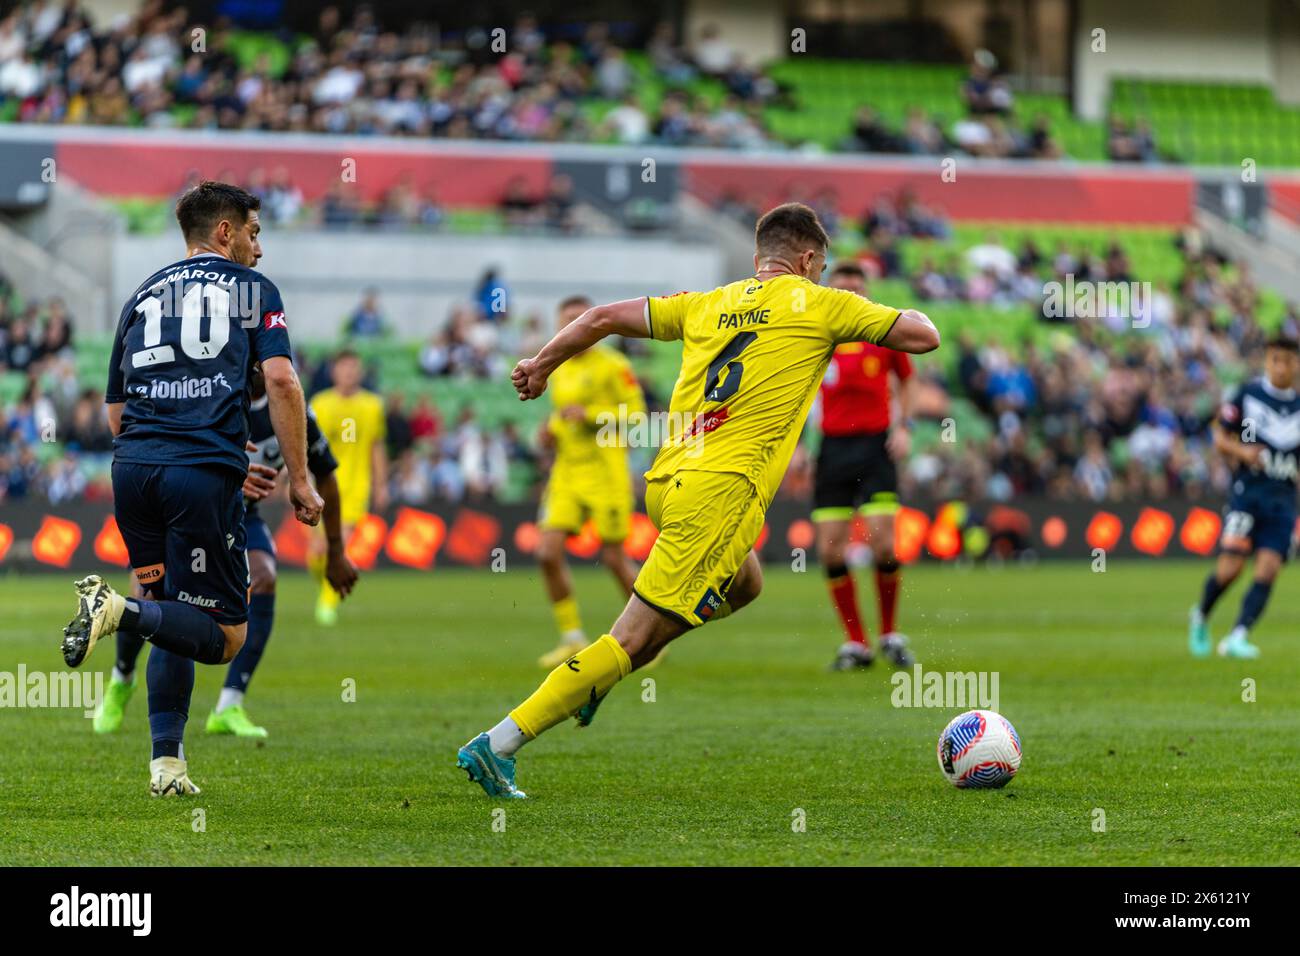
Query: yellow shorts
539 475 631 543
633 469 766 627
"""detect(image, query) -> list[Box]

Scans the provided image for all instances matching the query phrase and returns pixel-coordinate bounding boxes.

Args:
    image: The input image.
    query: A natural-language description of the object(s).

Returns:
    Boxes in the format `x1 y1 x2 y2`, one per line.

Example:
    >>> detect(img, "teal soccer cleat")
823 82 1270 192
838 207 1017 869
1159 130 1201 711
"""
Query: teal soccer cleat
1188 606 1211 658
456 733 526 799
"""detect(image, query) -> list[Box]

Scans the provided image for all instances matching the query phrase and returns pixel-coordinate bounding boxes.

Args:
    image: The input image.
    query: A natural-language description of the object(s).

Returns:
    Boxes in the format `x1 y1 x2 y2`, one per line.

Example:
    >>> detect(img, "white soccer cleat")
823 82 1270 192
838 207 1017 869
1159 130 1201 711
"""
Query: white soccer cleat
61 575 126 668
149 757 202 797
1216 626 1261 660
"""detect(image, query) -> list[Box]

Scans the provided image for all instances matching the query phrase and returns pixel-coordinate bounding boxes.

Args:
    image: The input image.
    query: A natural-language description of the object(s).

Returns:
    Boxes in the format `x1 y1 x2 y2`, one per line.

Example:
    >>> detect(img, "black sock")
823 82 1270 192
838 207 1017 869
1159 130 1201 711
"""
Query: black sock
115 630 146 678
121 598 227 665
1234 580 1273 631
1198 572 1230 616
147 647 194 760
226 593 274 693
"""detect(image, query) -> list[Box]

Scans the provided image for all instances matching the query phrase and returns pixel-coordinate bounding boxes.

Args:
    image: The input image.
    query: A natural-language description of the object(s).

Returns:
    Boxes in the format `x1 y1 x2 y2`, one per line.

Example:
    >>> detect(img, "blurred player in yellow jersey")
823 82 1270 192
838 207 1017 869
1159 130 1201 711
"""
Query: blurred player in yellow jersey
458 202 940 798
535 294 646 668
309 349 388 625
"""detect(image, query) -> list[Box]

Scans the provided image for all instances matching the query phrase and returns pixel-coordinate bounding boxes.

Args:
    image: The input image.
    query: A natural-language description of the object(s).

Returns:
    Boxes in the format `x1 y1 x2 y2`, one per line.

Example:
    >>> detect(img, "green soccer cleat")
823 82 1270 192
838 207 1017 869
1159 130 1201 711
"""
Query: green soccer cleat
1216 627 1261 660
1188 606 1211 658
92 674 136 734
62 575 126 668
456 733 526 799
205 705 269 739
575 687 607 728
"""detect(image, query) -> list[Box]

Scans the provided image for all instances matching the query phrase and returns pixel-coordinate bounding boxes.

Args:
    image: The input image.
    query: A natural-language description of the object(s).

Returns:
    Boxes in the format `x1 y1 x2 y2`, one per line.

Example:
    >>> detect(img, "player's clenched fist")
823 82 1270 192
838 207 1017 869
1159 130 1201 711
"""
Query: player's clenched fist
512 357 549 400
290 477 324 526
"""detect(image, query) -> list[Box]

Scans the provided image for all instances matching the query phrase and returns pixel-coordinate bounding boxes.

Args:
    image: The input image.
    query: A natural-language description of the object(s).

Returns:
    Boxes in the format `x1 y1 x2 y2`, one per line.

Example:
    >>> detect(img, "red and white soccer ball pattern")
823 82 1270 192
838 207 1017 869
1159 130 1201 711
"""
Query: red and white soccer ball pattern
937 709 1022 789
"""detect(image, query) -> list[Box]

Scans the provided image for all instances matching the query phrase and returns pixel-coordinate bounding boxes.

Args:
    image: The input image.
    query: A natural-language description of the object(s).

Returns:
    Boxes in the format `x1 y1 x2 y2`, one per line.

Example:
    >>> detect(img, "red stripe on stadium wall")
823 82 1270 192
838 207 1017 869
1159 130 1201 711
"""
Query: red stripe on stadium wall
55 141 552 204
683 159 1196 224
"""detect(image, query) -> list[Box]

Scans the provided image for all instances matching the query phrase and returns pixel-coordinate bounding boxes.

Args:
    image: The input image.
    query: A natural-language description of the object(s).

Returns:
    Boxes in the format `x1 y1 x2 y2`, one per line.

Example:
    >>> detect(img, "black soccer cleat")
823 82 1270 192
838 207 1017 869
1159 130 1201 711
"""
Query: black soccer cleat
879 632 915 669
829 642 875 671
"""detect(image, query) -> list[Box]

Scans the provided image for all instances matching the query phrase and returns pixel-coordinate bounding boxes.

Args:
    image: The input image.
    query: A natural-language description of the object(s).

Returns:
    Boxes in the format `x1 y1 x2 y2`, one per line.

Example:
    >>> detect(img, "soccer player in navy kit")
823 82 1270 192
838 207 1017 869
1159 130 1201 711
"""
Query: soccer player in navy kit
93 367 358 740
62 181 323 796
1190 337 1300 659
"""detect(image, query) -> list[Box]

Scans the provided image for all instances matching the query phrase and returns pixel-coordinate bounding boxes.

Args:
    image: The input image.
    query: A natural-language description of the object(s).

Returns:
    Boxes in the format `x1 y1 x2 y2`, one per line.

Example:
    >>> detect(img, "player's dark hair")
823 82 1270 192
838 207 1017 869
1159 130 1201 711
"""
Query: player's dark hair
334 348 361 363
755 202 830 261
1265 335 1300 353
557 294 593 313
175 181 261 243
830 260 866 280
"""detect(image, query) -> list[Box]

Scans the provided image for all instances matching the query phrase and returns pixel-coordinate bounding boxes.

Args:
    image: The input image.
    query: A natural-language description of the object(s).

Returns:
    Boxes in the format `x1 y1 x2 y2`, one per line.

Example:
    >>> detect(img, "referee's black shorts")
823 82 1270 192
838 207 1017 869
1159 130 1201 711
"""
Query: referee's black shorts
812 432 899 522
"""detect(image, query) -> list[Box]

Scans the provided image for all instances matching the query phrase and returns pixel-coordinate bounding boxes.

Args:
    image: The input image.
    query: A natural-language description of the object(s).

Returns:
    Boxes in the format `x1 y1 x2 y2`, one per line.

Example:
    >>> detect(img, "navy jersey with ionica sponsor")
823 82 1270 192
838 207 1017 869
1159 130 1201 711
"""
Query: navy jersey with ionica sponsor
1218 378 1300 502
105 253 293 476
245 395 337 516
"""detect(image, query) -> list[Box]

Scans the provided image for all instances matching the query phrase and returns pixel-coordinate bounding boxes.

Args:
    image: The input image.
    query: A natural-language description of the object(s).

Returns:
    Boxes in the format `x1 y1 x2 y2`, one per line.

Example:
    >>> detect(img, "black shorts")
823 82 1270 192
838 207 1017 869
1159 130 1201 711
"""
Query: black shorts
813 432 899 521
112 461 250 625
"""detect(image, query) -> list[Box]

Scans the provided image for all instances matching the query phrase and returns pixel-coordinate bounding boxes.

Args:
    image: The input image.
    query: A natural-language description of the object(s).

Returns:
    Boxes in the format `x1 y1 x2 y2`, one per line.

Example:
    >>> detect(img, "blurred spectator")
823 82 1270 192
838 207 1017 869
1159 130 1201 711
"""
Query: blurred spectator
345 288 388 338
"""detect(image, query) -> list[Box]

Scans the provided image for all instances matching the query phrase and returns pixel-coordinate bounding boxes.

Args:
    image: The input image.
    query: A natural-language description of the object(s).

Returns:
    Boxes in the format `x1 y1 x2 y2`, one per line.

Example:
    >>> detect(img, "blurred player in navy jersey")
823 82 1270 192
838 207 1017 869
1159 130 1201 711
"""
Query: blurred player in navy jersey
1190 336 1300 659
814 261 916 671
63 181 322 796
94 366 358 739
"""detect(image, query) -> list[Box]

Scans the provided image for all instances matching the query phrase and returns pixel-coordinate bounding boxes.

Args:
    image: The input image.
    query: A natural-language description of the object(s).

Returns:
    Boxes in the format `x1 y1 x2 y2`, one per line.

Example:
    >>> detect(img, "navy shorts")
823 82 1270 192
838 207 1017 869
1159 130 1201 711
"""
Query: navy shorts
112 461 250 625
1221 493 1297 559
244 511 276 560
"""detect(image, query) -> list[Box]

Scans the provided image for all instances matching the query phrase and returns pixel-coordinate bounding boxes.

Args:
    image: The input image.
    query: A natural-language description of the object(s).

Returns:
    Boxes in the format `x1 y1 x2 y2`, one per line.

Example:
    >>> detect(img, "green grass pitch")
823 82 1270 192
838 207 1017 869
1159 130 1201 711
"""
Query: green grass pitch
0 560 1295 866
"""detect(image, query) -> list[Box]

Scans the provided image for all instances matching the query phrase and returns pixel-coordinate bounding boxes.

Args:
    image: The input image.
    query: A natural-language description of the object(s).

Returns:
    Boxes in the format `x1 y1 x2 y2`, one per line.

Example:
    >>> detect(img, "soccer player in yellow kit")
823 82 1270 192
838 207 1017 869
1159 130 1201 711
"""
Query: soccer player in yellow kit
535 294 646 668
457 203 939 798
309 349 387 625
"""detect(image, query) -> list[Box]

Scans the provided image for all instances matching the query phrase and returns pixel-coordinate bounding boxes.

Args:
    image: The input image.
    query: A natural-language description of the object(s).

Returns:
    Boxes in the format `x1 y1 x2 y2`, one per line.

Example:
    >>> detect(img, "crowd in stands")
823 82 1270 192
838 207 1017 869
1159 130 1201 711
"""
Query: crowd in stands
853 227 1292 506
2 3 1158 164
0 271 114 505
0 2 787 150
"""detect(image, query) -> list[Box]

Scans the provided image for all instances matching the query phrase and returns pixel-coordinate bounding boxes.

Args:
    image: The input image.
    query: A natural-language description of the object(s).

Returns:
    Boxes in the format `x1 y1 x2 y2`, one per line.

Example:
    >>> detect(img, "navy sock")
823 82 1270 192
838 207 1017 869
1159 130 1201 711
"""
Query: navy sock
120 598 227 665
226 593 274 692
1198 572 1230 616
147 647 195 760
115 630 146 678
1235 579 1274 631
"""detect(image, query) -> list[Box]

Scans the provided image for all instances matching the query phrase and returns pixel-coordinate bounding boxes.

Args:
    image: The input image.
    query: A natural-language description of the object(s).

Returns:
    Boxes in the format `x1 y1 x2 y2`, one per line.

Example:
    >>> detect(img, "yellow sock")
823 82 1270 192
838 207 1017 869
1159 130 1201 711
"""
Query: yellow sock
552 595 582 640
307 551 326 583
510 634 631 738
318 578 340 610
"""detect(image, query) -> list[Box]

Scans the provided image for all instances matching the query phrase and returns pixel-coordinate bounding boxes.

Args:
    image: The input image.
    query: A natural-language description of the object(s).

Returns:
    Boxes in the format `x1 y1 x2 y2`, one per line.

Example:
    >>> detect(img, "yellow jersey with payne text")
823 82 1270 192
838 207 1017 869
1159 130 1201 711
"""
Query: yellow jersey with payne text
645 273 899 504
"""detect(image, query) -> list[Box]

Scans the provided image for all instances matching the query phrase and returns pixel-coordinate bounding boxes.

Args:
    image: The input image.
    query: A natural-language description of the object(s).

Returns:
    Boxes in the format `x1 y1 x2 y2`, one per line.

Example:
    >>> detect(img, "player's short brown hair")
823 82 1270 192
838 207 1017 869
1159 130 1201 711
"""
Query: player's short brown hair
754 202 830 261
557 294 593 313
829 260 866 280
1265 335 1300 353
175 181 260 243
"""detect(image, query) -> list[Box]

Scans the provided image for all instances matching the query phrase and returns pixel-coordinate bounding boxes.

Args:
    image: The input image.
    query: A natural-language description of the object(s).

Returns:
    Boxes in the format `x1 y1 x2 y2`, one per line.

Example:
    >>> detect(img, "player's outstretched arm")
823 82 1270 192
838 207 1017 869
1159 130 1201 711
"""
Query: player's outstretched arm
880 309 941 354
262 355 324 525
315 470 358 598
512 297 649 400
